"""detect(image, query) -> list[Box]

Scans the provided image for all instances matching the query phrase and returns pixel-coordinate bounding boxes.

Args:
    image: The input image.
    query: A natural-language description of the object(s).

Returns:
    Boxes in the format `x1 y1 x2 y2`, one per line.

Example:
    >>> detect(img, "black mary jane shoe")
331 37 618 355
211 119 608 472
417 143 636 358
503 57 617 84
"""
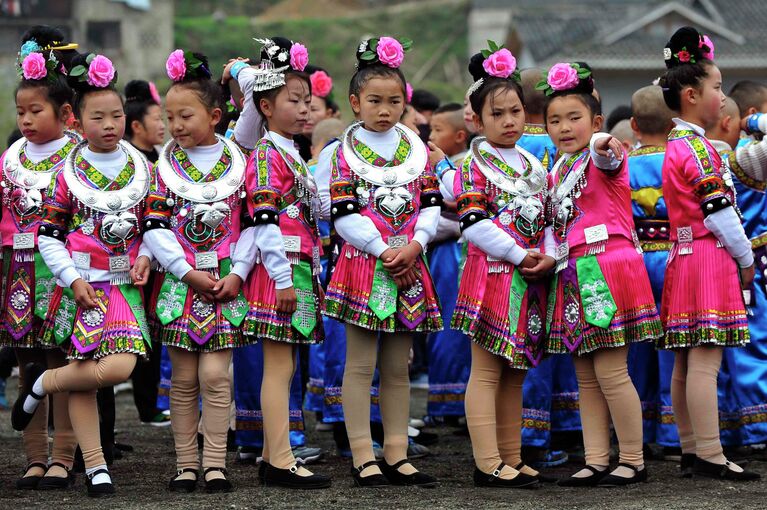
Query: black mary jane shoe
263 463 332 489
680 454 697 478
380 459 438 488
11 363 46 431
352 460 390 488
693 458 761 482
204 467 234 493
15 462 48 490
168 468 199 493
86 469 115 498
557 465 609 487
514 462 557 484
474 463 539 489
597 463 648 487
38 462 75 490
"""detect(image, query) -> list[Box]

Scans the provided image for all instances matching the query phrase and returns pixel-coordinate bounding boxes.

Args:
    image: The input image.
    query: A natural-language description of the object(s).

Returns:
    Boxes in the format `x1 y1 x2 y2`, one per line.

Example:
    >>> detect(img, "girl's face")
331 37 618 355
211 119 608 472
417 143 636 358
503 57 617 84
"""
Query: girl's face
688 64 725 129
303 95 330 135
134 104 165 146
545 95 601 154
350 77 405 133
261 75 311 138
74 90 125 153
463 91 477 134
473 87 525 149
16 86 69 144
165 86 220 149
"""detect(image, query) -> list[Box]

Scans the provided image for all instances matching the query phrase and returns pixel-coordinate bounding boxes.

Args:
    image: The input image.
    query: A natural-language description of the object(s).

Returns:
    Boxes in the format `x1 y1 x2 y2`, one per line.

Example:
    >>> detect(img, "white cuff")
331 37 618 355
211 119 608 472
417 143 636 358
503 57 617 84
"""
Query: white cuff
413 230 431 252
274 272 294 290
506 244 529 266
61 267 82 288
366 238 390 258
590 133 622 170
167 258 193 281
230 261 250 281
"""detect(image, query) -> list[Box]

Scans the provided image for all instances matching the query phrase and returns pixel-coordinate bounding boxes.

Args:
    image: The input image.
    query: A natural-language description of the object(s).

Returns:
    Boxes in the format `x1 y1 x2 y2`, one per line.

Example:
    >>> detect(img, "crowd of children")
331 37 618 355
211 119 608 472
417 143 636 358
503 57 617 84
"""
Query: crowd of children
2 23 767 497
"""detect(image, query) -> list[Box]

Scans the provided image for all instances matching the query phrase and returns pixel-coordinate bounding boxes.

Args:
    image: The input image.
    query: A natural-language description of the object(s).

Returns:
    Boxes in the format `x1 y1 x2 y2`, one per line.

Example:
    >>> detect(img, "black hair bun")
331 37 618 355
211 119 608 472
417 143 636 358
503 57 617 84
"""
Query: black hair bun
355 39 376 70
571 61 595 94
125 80 152 102
65 52 89 91
468 52 486 82
188 52 212 79
664 26 709 69
21 25 65 48
260 36 292 64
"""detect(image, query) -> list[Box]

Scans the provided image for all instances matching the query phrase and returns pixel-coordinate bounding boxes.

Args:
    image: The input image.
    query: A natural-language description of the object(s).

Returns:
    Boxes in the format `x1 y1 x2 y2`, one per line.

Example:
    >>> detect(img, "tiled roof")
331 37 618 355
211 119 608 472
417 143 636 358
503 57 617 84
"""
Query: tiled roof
474 0 767 69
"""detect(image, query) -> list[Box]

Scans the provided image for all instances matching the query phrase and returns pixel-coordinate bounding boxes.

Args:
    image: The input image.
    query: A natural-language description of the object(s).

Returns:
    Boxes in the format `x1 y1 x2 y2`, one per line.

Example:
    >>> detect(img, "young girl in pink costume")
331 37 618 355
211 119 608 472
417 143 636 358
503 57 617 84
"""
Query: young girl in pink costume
12 52 153 497
658 26 758 481
541 62 663 486
451 43 555 489
144 49 252 494
324 36 442 488
2 26 80 491
233 37 331 489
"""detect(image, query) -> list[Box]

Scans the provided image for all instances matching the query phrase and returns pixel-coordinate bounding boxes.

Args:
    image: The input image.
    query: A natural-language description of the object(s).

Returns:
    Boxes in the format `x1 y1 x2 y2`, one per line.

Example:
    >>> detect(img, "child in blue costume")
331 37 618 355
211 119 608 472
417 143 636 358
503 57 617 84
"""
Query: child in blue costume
708 86 767 448
626 85 675 447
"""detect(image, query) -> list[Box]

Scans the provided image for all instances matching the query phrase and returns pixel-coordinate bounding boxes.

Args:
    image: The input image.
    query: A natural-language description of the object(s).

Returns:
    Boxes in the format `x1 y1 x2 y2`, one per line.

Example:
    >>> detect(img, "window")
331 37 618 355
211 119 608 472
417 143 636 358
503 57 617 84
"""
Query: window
87 21 120 50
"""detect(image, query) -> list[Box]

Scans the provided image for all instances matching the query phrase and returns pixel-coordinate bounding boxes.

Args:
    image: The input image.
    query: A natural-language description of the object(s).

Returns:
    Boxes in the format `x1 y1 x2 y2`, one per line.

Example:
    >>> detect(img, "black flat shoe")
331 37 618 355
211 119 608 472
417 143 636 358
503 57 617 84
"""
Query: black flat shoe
11 363 46 431
680 453 697 478
86 469 115 498
352 460 390 488
38 462 75 490
263 463 332 489
258 462 266 483
557 465 609 487
474 463 539 489
380 459 438 488
168 468 198 493
597 463 648 487
514 462 557 484
204 467 233 493
693 458 761 481
15 462 47 490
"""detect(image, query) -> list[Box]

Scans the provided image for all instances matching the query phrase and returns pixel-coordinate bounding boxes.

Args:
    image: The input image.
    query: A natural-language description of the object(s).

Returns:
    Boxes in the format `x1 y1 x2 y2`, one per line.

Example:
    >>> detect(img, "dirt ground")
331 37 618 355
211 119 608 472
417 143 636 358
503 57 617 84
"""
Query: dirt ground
1 382 767 510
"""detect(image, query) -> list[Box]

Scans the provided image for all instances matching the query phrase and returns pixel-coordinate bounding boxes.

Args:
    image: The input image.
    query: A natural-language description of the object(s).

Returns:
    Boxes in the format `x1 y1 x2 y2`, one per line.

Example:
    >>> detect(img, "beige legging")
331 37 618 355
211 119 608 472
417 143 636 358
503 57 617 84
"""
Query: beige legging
572 346 643 467
16 348 76 470
42 352 137 469
343 324 412 469
465 342 525 474
167 347 232 471
260 339 301 469
671 346 724 460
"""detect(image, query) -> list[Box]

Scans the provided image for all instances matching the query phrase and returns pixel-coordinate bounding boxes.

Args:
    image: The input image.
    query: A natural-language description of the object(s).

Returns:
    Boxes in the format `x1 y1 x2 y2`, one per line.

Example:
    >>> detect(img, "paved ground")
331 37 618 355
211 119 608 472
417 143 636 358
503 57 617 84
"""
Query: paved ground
1 381 766 509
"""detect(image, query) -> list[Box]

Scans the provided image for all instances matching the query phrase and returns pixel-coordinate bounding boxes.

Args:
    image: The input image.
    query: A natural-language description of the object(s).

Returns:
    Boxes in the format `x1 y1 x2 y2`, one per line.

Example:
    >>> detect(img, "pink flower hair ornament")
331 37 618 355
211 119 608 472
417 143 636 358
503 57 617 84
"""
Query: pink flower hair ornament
535 62 591 96
290 42 309 72
148 81 162 105
699 35 715 60
165 49 209 82
310 70 333 98
358 36 413 69
480 41 520 81
18 50 65 83
67 53 118 88
406 82 414 104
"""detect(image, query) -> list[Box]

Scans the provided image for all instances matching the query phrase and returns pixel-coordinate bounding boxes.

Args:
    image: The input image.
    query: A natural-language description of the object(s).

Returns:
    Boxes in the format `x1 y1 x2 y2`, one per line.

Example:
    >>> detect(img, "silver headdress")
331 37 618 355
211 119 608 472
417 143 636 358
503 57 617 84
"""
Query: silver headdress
252 38 291 92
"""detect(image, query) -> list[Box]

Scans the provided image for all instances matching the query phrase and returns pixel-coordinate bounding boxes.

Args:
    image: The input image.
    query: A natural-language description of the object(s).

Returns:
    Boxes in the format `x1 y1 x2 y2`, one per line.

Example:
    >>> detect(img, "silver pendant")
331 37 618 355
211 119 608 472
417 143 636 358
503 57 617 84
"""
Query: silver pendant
81 217 95 236
499 212 512 226
286 205 300 219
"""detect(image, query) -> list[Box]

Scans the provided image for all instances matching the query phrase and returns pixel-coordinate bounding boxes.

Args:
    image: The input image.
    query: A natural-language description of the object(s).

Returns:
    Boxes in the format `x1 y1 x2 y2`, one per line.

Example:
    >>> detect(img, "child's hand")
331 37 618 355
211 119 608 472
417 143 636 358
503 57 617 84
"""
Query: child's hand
221 58 249 84
276 286 297 313
212 274 243 303
72 279 98 309
518 251 556 281
380 248 398 263
394 266 419 290
383 241 423 276
182 270 217 302
427 142 447 167
740 264 755 291
130 256 151 287
594 135 624 161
